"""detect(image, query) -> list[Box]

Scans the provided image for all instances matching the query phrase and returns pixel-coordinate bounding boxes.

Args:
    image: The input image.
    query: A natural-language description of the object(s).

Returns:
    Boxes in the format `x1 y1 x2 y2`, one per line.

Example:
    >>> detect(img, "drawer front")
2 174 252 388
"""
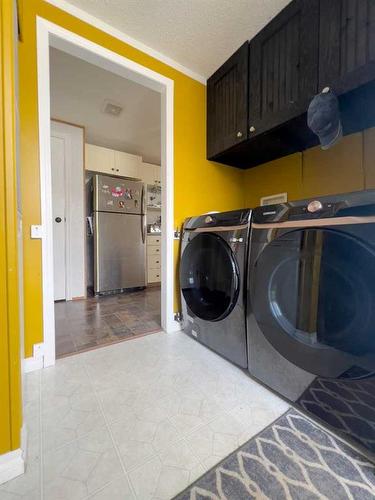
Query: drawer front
148 245 161 256
148 254 161 269
147 235 161 246
148 268 161 283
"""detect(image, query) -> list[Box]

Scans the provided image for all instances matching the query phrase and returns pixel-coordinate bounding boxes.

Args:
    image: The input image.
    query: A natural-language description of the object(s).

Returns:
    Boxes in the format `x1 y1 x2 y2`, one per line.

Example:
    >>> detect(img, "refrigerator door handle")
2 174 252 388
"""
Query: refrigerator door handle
141 214 146 244
141 184 146 243
141 183 146 214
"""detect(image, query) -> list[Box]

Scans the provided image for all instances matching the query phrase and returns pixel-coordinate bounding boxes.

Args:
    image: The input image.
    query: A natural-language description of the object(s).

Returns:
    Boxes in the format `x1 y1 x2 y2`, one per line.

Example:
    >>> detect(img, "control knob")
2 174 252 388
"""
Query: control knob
307 200 323 213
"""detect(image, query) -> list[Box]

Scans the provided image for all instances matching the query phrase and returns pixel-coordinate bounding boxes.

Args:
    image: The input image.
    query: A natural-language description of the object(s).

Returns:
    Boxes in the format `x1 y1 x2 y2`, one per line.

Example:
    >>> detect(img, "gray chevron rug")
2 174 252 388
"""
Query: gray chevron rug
174 410 375 500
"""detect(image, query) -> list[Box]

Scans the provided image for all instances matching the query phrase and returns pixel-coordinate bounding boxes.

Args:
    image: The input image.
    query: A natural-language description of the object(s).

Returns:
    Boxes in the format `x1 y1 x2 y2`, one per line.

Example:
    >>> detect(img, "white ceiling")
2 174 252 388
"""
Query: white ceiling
49 47 161 164
55 0 290 79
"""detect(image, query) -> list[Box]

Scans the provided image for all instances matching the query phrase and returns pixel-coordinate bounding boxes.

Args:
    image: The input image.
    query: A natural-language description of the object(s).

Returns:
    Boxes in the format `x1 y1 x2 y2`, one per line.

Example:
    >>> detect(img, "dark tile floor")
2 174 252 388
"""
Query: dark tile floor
54 287 161 358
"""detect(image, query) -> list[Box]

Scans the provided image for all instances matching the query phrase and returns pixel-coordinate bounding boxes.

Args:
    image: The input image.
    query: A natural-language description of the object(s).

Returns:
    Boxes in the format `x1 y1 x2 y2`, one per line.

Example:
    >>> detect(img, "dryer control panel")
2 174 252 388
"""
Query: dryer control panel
253 202 341 223
253 190 375 224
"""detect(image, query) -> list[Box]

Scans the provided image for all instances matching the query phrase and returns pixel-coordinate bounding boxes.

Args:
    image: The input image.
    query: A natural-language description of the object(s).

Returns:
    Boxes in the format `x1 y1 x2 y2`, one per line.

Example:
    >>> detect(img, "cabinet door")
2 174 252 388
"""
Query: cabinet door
114 151 140 178
153 164 161 185
207 42 248 159
319 0 375 95
249 0 319 137
139 162 160 185
148 268 161 283
85 144 115 174
139 163 154 184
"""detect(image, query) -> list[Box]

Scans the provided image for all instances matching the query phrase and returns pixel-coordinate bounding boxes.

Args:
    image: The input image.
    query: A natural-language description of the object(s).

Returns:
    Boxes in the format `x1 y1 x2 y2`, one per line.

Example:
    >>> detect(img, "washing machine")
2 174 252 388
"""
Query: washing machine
247 190 375 456
180 209 251 368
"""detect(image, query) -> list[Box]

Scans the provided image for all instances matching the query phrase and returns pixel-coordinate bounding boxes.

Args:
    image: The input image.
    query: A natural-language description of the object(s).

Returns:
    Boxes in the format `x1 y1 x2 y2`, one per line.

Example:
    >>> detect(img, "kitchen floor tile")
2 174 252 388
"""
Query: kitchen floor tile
55 287 161 358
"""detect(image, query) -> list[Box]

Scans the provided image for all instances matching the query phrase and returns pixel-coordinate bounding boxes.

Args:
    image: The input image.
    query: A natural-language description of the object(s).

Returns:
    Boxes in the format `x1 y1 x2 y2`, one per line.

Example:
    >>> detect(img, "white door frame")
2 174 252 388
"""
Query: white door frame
36 17 178 368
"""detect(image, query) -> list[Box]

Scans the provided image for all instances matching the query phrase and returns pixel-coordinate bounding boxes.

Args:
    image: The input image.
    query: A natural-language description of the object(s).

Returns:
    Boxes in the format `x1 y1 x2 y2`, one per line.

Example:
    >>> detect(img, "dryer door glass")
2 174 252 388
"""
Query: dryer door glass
180 233 239 321
252 227 375 378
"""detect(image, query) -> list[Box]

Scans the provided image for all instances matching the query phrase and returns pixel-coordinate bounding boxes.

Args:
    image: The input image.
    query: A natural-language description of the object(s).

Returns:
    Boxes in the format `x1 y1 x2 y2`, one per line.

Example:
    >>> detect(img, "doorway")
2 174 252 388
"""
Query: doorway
36 19 176 367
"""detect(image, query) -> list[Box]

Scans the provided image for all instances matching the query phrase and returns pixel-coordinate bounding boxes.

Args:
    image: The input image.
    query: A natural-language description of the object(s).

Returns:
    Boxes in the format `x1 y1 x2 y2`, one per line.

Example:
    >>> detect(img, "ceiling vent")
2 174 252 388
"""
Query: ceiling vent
102 100 123 117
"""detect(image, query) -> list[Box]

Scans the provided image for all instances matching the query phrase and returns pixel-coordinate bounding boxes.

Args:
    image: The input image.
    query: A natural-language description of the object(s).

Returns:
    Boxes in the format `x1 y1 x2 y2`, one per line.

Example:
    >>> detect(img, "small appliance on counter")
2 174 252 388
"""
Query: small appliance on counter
86 174 146 295
147 215 161 235
247 190 375 457
180 209 252 368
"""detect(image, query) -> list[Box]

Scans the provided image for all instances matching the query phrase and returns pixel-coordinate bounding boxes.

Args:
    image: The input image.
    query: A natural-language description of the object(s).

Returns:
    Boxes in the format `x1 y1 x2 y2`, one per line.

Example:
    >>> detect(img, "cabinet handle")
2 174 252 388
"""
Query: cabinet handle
111 168 115 171
236 131 243 138
249 126 256 133
116 169 119 172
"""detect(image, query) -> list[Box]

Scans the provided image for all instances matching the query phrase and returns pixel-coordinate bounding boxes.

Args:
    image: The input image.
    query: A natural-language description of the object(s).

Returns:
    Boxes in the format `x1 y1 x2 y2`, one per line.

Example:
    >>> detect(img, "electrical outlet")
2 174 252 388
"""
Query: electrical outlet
30 225 43 239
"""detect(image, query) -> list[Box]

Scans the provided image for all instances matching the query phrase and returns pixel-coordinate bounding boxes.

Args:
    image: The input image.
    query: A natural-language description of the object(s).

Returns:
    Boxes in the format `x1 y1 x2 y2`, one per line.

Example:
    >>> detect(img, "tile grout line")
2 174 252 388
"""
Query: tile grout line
81 359 138 500
35 380 287 483
38 368 44 500
78 370 205 497
39 334 287 498
163 416 212 474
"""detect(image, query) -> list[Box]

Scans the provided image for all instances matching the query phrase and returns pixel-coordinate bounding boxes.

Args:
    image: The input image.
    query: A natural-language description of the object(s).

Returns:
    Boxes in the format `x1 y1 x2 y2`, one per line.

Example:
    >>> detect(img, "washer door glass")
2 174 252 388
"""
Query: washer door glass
252 228 375 378
180 233 239 321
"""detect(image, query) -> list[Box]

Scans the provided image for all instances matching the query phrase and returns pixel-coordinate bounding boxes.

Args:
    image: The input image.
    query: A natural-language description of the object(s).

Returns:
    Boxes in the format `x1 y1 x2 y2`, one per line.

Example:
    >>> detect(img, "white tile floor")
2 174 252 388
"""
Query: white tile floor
0 331 289 500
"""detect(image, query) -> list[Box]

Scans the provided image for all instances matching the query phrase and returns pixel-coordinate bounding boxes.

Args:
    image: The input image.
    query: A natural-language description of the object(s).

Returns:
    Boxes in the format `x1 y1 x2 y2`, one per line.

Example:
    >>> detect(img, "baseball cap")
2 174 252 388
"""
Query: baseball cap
307 88 342 150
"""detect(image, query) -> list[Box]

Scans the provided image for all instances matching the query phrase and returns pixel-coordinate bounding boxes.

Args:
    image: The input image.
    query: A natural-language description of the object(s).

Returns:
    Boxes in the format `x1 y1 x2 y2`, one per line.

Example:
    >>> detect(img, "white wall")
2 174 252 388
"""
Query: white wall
51 120 85 299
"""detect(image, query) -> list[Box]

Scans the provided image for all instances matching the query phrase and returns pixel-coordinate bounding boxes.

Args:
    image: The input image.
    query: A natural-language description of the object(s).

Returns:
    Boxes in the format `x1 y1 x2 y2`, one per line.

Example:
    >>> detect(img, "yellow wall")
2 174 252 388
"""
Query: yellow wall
244 130 375 207
0 0 22 453
18 0 375 365
18 1 244 357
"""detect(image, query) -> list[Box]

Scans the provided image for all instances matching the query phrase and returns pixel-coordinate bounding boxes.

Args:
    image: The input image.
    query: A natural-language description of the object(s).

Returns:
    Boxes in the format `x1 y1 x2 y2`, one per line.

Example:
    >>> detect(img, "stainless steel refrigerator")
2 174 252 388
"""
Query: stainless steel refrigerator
87 174 146 294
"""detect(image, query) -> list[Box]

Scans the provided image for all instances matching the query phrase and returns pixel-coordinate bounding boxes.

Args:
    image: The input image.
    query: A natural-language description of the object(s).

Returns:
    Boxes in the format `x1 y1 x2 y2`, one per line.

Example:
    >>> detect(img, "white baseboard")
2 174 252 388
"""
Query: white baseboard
23 356 43 373
23 343 45 373
0 426 26 485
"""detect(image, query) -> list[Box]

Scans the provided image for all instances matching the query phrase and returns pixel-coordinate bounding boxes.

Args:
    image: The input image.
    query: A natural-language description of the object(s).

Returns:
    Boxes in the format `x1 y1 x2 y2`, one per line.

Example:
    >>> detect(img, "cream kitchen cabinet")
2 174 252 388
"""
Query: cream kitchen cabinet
147 234 161 283
139 162 161 186
85 144 115 174
85 144 141 178
146 235 161 246
154 165 161 185
114 151 141 178
148 269 161 283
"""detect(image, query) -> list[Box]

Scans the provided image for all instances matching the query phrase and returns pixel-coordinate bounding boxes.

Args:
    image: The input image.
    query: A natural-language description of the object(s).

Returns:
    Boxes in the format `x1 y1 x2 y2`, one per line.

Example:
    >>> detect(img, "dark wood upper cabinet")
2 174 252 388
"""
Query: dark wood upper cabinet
319 0 375 95
248 0 319 138
207 0 375 168
207 43 248 159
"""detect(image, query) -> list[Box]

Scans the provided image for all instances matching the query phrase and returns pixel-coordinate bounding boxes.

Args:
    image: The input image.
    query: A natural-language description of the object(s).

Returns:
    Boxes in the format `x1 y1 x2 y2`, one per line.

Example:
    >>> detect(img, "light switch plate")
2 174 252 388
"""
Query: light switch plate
30 225 43 239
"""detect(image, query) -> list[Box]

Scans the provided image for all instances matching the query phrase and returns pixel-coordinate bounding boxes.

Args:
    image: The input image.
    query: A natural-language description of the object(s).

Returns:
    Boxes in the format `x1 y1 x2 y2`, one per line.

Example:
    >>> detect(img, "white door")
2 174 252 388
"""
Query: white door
51 136 66 300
